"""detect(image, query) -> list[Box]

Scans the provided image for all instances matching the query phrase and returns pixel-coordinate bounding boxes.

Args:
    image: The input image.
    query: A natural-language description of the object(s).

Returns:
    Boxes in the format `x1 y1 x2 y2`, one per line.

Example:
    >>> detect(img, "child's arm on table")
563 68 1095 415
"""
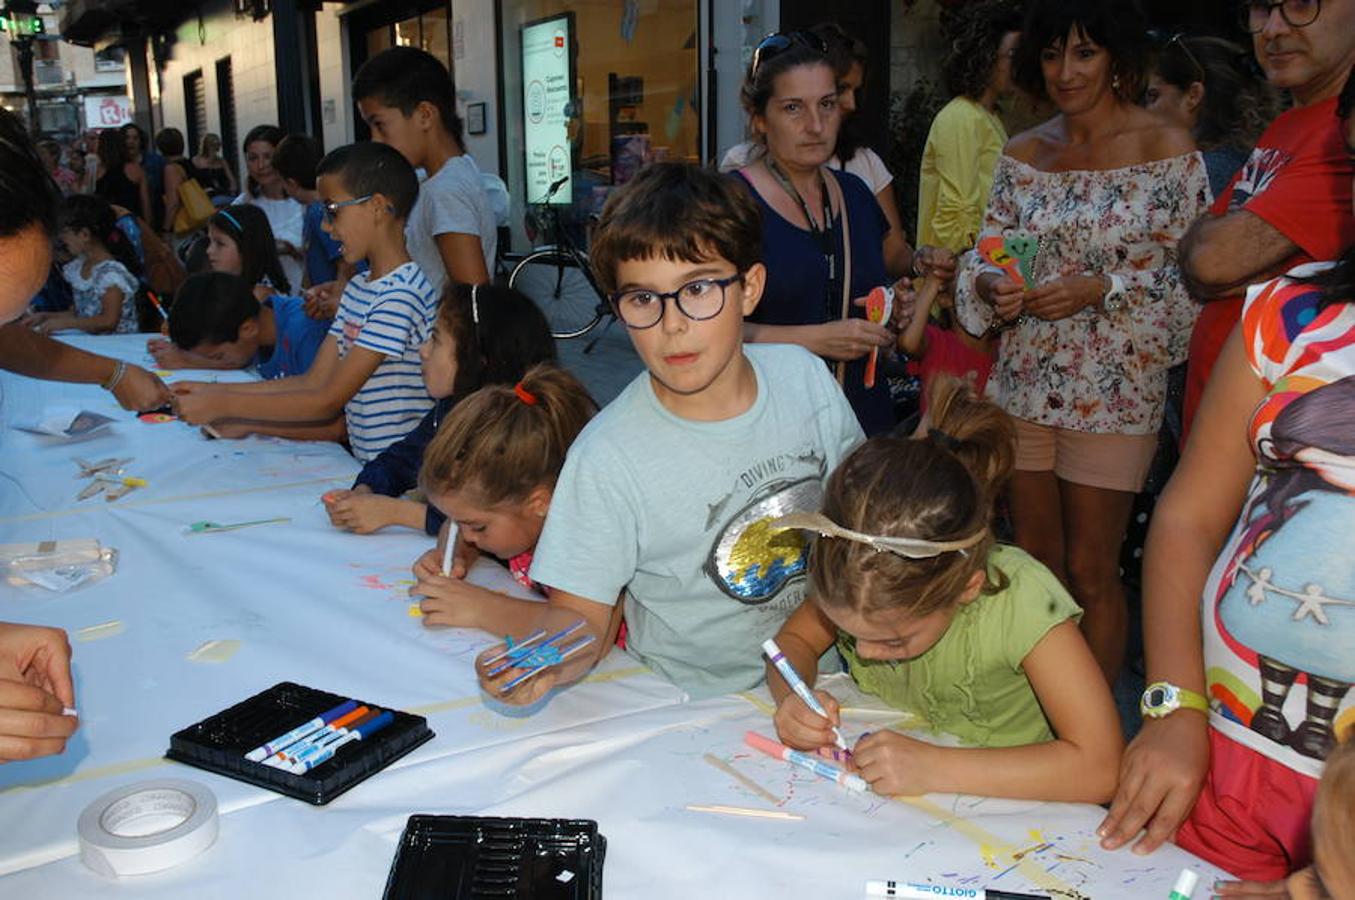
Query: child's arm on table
146 338 242 370
37 286 126 335
413 573 548 632
326 489 427 534
179 339 339 396
852 620 1123 802
475 588 623 706
211 417 346 443
897 275 942 357
173 341 373 425
769 600 844 751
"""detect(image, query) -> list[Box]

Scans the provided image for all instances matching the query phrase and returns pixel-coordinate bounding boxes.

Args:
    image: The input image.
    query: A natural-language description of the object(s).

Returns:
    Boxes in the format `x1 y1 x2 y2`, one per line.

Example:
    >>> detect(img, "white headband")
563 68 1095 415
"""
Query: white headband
772 511 986 560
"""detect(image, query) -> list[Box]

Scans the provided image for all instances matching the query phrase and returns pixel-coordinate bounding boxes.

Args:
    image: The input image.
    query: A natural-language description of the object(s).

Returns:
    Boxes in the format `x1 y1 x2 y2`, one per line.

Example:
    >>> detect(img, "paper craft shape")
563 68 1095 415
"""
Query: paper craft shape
17 408 115 440
863 286 893 389
138 413 177 424
185 517 291 535
978 232 1039 288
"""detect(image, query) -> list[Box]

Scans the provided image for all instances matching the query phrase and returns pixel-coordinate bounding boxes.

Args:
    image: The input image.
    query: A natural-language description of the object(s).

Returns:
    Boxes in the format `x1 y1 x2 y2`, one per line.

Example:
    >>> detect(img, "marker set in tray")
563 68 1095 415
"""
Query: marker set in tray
166 681 434 804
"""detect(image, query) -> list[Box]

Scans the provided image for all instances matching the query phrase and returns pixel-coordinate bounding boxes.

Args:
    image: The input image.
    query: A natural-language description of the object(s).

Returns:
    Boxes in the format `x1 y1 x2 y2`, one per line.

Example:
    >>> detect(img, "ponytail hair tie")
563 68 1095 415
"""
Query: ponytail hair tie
928 427 964 452
514 382 538 405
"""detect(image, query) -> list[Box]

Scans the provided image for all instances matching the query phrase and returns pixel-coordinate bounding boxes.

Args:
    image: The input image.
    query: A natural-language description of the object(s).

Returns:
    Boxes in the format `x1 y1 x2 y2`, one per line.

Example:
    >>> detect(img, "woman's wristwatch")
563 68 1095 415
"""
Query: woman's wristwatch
1099 273 1127 314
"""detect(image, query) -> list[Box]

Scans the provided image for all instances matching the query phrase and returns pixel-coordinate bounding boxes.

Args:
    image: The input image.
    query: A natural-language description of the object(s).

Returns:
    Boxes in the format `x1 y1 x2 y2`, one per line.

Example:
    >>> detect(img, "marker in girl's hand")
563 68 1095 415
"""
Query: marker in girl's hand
762 638 848 752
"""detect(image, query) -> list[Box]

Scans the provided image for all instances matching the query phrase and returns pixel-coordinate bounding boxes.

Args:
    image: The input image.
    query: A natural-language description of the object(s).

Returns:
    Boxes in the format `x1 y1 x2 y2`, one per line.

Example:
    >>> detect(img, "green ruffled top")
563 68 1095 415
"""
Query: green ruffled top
836 544 1081 747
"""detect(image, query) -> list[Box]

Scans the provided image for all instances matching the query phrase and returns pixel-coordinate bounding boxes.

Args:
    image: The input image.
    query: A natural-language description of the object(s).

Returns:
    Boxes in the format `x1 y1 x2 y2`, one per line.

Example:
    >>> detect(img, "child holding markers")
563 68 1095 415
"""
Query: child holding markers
409 364 596 630
324 284 556 535
475 162 863 705
171 142 437 460
768 376 1123 802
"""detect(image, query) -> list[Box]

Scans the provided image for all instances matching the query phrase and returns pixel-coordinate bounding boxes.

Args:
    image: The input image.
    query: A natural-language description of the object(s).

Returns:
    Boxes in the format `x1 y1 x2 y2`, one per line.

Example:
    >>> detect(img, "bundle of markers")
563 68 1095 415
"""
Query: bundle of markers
245 700 394 775
484 621 597 693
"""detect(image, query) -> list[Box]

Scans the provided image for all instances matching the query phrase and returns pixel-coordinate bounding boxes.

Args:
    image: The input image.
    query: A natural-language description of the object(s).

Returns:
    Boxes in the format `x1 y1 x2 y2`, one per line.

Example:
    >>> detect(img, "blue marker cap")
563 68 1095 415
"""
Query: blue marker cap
355 710 395 738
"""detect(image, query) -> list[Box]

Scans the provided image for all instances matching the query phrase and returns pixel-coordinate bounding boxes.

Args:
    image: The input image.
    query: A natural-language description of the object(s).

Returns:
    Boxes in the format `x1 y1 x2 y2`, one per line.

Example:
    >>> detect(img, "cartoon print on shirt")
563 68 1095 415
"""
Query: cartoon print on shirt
704 448 827 606
1227 147 1294 210
1215 375 1355 761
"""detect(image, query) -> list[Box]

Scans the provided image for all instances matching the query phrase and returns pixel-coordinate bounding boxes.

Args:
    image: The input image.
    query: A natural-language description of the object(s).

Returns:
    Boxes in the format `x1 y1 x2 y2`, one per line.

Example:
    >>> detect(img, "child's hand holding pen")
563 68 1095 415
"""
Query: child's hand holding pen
411 530 478 582
773 686 845 753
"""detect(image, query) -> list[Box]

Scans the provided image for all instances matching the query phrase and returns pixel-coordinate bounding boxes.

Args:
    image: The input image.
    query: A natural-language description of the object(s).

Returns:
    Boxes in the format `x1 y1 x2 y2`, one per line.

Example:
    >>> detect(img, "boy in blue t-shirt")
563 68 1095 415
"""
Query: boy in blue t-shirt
155 272 328 379
171 142 435 458
474 163 864 704
273 135 356 289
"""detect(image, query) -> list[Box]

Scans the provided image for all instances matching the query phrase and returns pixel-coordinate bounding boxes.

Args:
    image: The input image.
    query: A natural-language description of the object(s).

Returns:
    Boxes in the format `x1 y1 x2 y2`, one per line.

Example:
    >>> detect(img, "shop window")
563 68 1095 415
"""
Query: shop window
499 0 700 250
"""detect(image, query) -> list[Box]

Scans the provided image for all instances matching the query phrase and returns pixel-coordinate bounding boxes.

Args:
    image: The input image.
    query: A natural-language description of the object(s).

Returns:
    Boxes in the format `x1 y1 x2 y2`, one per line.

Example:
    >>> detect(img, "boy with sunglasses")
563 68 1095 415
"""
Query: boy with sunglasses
172 142 437 461
476 162 864 705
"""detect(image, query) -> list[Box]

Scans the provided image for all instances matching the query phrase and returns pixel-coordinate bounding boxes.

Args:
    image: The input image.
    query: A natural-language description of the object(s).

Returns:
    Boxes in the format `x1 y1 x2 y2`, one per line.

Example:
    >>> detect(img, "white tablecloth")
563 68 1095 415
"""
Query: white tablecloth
0 336 1231 898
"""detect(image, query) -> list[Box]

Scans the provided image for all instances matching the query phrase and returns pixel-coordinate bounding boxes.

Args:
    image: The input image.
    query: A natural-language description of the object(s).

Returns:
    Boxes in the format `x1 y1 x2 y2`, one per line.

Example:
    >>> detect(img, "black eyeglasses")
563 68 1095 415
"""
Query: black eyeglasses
321 194 373 222
1151 31 1206 84
610 274 742 330
750 31 829 80
1241 0 1321 33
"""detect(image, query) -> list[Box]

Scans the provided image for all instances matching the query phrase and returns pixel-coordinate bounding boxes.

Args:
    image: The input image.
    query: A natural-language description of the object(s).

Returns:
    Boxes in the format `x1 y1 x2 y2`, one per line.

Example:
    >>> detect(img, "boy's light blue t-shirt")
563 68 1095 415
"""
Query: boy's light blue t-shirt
530 344 865 698
405 154 498 297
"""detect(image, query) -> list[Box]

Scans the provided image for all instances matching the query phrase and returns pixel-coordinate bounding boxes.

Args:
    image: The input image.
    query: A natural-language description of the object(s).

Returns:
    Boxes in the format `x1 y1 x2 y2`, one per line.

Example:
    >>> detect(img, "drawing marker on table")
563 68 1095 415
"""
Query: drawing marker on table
1168 870 1198 900
244 699 358 762
762 638 848 752
744 731 867 793
288 710 395 774
263 705 370 767
865 882 1050 899
286 709 381 770
186 517 291 535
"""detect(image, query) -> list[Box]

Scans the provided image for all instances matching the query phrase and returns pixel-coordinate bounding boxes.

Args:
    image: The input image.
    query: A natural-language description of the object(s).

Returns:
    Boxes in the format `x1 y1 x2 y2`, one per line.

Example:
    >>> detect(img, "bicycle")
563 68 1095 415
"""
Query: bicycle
508 177 616 348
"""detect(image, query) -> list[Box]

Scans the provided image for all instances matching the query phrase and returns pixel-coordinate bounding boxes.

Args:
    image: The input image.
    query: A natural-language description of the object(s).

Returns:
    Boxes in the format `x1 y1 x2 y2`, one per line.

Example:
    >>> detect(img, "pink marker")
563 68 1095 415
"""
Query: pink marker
744 731 868 792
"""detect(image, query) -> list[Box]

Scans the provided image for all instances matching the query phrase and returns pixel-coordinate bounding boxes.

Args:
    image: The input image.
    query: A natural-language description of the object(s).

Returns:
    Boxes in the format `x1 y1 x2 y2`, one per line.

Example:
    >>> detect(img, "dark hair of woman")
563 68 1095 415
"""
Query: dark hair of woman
941 0 1025 101
1012 0 1151 103
1150 34 1279 154
810 21 870 163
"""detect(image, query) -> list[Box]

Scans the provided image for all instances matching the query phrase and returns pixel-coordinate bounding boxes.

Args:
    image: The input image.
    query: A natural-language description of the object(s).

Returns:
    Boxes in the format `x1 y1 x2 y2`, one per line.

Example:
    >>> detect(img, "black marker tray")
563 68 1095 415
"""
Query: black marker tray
382 815 606 899
166 681 434 805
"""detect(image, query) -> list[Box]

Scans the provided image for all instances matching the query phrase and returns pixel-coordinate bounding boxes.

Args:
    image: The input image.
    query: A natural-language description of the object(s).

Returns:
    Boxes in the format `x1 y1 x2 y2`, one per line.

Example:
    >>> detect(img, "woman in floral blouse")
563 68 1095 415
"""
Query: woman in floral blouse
954 0 1210 683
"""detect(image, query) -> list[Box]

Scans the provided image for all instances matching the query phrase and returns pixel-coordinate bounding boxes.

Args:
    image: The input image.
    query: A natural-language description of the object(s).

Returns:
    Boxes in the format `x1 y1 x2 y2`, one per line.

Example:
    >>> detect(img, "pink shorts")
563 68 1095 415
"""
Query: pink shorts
1175 727 1317 881
1012 418 1157 493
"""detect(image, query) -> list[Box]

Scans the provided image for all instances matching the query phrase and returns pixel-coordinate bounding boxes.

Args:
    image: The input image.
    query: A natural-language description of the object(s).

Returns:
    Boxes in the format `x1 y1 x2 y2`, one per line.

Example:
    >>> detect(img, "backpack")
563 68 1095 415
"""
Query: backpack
172 160 216 235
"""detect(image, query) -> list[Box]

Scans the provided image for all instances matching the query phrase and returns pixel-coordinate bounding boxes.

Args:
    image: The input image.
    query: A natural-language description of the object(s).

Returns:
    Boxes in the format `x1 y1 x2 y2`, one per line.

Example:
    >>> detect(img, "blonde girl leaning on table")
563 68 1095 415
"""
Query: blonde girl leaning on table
953 0 1209 686
408 364 597 635
768 376 1122 802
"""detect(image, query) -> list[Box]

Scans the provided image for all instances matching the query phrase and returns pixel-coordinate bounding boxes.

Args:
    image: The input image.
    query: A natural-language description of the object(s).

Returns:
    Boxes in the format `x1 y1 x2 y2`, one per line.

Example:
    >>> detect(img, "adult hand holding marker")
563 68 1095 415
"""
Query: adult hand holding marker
0 622 79 763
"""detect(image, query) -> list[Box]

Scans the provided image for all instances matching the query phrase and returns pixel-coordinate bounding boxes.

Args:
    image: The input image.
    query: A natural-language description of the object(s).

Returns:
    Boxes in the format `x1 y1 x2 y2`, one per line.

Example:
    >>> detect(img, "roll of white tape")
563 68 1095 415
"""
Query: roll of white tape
77 779 218 877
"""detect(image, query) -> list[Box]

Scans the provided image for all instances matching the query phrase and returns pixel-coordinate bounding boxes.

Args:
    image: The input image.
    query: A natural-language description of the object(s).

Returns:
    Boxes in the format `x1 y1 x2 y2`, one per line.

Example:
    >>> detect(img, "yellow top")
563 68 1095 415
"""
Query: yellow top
916 96 1008 253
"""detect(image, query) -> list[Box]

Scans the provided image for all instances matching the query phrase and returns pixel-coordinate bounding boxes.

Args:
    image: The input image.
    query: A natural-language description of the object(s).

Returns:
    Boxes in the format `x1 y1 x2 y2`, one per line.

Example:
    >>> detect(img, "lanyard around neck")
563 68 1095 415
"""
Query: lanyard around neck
765 158 836 276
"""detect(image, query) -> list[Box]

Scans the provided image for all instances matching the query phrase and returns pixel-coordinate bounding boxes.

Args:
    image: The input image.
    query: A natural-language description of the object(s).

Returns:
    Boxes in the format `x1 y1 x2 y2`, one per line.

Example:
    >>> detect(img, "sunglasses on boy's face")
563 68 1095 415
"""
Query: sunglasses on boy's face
750 30 829 80
1241 0 1321 33
610 274 743 330
321 194 373 222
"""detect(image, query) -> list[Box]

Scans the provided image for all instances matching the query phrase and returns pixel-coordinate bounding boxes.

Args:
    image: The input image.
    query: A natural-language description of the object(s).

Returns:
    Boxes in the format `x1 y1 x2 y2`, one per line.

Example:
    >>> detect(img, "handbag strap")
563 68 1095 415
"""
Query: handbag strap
821 169 852 386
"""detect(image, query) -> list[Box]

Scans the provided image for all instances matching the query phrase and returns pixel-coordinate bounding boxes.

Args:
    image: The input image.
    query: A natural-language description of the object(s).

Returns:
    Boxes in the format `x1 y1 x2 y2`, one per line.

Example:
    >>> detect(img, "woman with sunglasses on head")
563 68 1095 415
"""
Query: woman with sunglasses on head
735 32 949 436
1145 33 1281 199
722 24 917 279
953 0 1210 686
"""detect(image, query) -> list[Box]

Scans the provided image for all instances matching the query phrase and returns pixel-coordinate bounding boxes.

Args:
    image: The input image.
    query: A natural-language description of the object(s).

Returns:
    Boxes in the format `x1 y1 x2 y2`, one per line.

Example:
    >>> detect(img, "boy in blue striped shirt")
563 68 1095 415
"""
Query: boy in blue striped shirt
172 142 436 460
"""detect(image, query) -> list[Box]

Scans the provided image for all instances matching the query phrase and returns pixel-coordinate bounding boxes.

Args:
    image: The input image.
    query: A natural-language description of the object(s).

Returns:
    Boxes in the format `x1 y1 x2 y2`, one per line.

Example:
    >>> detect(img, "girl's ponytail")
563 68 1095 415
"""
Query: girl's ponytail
420 363 597 506
58 193 141 277
923 374 1015 504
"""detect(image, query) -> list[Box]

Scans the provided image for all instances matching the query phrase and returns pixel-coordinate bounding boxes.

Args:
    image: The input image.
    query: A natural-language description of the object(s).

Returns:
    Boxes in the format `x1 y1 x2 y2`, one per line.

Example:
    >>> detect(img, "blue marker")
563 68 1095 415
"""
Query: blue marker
245 699 357 762
762 638 848 752
487 621 587 677
288 710 395 774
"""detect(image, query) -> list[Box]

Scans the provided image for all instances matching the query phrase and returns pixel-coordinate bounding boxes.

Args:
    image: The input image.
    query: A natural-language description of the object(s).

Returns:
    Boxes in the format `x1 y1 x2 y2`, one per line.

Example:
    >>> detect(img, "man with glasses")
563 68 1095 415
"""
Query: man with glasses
1178 0 1355 435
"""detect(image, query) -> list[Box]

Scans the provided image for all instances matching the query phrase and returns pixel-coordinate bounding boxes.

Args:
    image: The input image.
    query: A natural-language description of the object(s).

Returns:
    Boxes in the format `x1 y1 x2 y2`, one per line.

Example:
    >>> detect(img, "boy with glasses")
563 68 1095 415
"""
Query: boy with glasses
478 162 864 704
172 142 437 461
1178 0 1355 435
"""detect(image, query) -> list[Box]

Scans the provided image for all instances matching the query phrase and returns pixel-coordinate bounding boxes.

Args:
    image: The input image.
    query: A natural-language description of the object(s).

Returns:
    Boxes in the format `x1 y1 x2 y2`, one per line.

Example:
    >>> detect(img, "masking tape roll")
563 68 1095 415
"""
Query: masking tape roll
77 779 218 877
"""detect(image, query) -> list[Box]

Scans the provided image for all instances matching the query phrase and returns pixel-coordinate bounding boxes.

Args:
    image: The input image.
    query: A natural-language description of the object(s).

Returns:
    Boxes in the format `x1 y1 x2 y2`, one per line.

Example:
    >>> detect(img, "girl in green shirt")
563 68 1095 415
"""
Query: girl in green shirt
768 377 1123 802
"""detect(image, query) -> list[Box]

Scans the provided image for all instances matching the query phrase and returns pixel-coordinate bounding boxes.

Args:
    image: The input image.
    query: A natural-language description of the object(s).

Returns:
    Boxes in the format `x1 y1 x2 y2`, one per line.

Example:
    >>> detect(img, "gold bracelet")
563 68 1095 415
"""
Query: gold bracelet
101 360 127 392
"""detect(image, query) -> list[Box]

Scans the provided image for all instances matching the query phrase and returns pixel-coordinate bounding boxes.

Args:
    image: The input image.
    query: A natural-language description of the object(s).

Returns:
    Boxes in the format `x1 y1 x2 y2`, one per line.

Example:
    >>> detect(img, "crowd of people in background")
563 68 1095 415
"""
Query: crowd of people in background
3 0 1355 893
